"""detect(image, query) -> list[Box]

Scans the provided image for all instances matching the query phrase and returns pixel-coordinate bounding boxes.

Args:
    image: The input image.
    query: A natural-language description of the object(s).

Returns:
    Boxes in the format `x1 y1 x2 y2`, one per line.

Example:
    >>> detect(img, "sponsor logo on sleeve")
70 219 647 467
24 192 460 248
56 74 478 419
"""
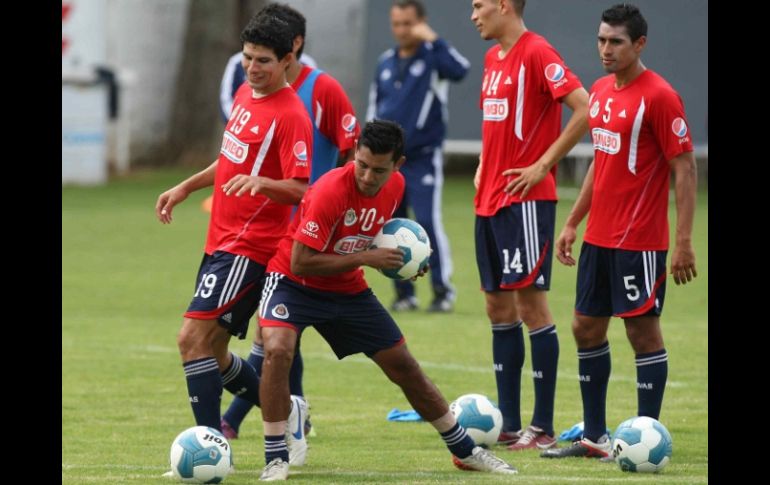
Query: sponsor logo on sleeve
293 141 308 163
342 114 357 133
591 128 621 155
301 220 319 239
545 63 568 88
672 117 688 137
483 98 509 121
220 132 249 164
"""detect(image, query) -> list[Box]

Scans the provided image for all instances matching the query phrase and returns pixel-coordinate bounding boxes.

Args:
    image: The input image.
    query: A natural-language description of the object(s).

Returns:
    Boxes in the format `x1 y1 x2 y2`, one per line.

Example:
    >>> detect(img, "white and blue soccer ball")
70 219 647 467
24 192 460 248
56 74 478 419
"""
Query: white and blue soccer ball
370 218 431 280
169 426 232 483
449 393 503 448
611 416 673 473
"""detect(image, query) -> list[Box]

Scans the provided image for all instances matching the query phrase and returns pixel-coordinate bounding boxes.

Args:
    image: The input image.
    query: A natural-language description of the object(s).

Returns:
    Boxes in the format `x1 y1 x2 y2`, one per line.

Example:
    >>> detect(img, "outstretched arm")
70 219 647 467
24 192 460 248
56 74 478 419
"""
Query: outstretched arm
555 160 594 266
669 151 698 285
155 159 218 224
502 87 590 198
290 241 404 277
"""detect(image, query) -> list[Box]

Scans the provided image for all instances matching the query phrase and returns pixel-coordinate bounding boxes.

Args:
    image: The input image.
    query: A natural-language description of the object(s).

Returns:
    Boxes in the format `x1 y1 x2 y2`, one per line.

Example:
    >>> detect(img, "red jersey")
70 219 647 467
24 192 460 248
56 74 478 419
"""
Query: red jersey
205 85 312 264
585 70 693 250
475 31 583 216
268 162 405 294
291 65 359 155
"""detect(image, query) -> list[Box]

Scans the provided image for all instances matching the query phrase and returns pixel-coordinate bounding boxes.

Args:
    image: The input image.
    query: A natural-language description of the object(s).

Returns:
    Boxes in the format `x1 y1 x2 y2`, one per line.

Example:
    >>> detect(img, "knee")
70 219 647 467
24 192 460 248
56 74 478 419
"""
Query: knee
384 356 422 386
571 318 604 348
263 341 294 369
626 329 664 354
486 301 517 323
177 325 206 360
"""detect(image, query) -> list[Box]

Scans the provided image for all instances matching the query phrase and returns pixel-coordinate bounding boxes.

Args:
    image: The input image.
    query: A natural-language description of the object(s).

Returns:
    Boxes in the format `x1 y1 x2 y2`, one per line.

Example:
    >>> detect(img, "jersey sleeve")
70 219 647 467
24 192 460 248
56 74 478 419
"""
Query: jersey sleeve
431 38 471 81
292 182 345 252
648 88 694 162
532 42 583 101
314 74 360 152
275 108 313 180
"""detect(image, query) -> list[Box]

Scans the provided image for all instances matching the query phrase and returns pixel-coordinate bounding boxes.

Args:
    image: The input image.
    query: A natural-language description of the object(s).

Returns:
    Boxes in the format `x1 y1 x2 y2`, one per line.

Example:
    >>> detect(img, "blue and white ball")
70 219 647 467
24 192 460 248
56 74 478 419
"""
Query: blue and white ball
611 416 673 473
169 426 232 483
370 218 431 280
449 393 503 448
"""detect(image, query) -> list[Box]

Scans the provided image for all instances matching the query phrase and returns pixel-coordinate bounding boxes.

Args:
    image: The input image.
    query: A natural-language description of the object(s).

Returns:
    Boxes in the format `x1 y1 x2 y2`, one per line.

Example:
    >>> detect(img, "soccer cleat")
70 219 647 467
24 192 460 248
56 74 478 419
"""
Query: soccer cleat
540 434 611 459
391 296 419 311
259 457 289 481
220 417 238 440
161 470 174 478
507 425 558 451
427 296 454 313
452 446 518 474
497 429 521 445
286 395 308 466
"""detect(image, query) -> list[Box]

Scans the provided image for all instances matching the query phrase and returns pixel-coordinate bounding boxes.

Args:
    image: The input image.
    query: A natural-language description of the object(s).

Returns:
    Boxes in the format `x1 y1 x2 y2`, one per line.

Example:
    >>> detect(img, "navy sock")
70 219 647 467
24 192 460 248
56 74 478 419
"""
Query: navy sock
183 357 222 429
529 325 559 435
264 434 289 464
221 353 260 406
578 342 611 442
440 422 476 458
635 348 668 419
288 341 304 397
223 344 263 430
492 321 524 432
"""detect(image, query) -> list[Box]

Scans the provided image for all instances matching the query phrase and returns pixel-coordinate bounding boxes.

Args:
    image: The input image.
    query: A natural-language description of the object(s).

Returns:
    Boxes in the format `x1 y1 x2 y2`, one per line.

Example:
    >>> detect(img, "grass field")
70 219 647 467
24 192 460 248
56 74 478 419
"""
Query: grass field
62 169 708 484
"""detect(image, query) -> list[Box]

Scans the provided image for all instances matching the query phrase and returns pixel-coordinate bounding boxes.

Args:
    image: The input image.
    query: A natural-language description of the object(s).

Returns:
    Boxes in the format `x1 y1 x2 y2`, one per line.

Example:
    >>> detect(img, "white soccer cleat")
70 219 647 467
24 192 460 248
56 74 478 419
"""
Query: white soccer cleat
259 457 289 481
454 446 518 474
286 395 308 466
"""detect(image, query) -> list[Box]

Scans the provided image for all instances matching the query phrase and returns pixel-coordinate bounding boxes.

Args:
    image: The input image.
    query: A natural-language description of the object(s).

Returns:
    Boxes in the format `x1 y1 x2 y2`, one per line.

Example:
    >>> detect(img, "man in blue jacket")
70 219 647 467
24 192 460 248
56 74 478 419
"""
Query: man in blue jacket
367 0 470 313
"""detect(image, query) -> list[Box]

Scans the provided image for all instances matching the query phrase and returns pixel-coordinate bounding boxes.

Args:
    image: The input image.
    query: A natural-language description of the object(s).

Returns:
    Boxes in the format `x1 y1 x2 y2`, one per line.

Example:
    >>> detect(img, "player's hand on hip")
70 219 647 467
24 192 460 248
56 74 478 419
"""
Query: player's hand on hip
555 226 577 266
671 243 697 285
156 187 188 224
222 174 263 197
502 163 547 198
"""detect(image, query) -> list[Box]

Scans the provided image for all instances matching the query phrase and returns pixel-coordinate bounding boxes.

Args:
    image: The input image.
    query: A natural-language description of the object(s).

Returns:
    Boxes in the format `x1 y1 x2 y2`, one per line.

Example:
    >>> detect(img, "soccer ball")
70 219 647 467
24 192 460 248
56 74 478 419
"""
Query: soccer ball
449 393 503 448
370 218 431 280
169 426 232 483
611 416 673 473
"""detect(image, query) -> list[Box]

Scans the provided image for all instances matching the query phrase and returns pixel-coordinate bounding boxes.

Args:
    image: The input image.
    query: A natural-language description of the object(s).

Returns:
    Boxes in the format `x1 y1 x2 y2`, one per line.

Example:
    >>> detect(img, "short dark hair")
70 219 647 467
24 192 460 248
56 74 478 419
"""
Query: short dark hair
240 14 294 60
256 3 308 59
358 120 405 163
392 0 426 18
512 0 526 16
601 4 647 42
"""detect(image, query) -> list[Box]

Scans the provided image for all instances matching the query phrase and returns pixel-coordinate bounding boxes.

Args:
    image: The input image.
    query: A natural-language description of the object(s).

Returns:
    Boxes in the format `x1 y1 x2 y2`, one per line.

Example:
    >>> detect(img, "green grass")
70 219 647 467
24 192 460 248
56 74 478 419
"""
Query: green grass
62 169 707 484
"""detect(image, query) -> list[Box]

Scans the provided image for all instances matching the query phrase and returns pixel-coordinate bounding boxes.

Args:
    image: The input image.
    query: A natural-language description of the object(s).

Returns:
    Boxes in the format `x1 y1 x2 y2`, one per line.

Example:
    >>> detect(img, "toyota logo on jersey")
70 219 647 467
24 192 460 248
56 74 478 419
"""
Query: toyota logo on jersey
342 114 356 132
671 118 688 137
293 141 308 161
545 63 565 82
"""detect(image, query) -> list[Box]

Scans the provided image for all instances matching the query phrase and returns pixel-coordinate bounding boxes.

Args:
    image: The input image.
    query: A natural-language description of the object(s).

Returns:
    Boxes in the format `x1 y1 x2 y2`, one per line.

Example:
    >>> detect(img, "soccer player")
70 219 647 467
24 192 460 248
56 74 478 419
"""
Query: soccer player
469 0 589 450
155 14 311 444
542 3 697 459
220 2 361 442
367 0 470 313
255 120 518 481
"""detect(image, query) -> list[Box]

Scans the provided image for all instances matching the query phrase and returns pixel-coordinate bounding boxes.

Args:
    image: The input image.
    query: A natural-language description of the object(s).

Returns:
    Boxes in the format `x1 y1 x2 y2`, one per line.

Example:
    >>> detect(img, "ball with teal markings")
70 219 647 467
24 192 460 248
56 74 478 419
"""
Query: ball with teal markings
612 416 672 473
169 426 232 483
370 218 431 280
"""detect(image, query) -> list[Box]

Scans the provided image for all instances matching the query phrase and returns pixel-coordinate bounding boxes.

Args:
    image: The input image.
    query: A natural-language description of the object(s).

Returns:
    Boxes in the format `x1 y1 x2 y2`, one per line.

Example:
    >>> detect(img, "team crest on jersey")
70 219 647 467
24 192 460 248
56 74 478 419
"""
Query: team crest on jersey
293 141 308 162
271 304 289 320
671 117 688 137
590 100 600 118
221 132 249 164
342 114 357 133
381 68 392 81
344 208 357 226
334 235 373 254
483 98 509 121
409 59 426 77
545 63 565 82
592 128 621 155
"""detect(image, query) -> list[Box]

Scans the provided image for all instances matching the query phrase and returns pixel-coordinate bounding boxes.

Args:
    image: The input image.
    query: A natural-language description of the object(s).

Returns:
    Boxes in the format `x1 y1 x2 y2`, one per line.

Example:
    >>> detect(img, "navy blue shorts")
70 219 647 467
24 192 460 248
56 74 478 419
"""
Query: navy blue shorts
575 242 667 318
475 201 555 292
185 251 266 339
258 273 405 359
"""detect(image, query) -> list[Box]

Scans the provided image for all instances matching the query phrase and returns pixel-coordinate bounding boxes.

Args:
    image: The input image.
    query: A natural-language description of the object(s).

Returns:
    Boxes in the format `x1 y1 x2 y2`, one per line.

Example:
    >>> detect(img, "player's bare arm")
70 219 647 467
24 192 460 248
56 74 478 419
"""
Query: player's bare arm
474 152 483 189
290 240 404 277
155 160 218 224
669 151 698 285
556 160 595 266
502 87 590 198
221 176 308 205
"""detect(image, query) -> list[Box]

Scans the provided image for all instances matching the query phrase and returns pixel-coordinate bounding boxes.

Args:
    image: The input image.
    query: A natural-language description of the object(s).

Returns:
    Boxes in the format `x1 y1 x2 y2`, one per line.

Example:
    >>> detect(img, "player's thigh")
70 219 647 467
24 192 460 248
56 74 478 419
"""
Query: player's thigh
575 242 613 317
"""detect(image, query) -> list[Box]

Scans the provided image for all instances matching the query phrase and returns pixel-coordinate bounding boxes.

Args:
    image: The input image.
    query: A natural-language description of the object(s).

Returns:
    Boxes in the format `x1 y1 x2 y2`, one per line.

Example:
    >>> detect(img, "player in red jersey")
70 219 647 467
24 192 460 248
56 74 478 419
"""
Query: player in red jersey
221 2 361 443
255 120 518 480
542 3 697 459
470 0 589 450
154 15 312 439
